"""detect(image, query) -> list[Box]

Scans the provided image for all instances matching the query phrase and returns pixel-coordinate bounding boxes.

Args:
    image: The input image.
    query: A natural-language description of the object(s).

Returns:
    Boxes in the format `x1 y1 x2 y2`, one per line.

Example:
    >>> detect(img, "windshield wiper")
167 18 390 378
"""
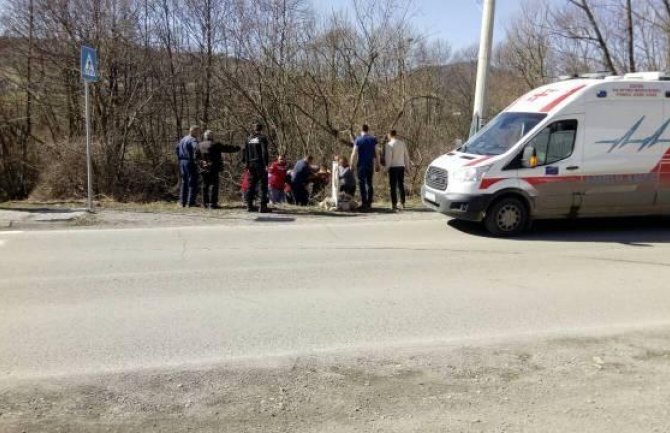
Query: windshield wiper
460 145 482 156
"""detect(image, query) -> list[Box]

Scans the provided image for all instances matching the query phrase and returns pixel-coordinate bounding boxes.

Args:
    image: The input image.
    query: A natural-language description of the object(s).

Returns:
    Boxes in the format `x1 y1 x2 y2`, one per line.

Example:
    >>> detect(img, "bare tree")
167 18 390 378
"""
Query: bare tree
499 0 554 89
0 0 523 202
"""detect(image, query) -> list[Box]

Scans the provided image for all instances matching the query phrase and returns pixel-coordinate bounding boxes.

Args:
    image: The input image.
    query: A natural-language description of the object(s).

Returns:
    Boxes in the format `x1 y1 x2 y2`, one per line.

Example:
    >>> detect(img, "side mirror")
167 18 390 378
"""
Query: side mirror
522 146 537 168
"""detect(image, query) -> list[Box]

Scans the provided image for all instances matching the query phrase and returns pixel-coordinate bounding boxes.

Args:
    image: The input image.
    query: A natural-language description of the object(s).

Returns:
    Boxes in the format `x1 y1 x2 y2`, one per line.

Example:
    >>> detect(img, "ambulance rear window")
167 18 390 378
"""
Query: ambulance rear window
460 112 546 156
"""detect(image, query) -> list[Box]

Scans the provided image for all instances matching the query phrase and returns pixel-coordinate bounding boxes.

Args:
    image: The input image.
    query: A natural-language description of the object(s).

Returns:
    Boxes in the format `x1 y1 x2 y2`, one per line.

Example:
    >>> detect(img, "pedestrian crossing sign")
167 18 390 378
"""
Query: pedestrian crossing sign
81 46 98 82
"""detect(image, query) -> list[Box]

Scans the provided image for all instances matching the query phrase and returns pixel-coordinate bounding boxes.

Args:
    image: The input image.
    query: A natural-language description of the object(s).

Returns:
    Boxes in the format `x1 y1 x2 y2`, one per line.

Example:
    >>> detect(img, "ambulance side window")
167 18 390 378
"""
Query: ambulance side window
526 120 578 166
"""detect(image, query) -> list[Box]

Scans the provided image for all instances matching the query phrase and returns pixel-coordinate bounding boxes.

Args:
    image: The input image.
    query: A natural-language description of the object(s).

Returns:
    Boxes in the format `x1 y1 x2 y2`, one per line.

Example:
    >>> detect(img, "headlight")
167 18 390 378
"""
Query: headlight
455 165 492 182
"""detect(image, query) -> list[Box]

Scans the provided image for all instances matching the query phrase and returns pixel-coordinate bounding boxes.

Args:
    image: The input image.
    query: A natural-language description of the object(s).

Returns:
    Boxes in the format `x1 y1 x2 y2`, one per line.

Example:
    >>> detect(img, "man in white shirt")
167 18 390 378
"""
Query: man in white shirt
384 130 411 210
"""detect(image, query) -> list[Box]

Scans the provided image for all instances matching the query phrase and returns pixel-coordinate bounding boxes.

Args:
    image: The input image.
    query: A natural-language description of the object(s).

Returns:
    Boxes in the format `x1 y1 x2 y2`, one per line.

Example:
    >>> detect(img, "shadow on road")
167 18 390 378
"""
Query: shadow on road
448 216 670 245
271 205 433 218
254 216 296 223
272 208 358 218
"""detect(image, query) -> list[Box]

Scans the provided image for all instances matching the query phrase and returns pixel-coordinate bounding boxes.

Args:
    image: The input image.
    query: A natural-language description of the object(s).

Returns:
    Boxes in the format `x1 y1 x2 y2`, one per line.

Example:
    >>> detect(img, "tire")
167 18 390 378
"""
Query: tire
484 197 529 237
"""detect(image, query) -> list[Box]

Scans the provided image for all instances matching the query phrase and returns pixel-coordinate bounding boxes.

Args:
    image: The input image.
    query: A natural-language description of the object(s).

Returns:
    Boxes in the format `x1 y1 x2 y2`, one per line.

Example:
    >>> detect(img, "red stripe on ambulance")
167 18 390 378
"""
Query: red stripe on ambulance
540 85 586 113
465 156 492 167
479 178 505 189
523 176 582 186
479 175 582 190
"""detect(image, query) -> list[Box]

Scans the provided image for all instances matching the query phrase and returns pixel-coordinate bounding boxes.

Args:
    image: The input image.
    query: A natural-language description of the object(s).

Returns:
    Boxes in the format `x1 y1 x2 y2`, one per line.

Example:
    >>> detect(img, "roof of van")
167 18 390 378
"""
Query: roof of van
506 73 670 114
506 79 594 114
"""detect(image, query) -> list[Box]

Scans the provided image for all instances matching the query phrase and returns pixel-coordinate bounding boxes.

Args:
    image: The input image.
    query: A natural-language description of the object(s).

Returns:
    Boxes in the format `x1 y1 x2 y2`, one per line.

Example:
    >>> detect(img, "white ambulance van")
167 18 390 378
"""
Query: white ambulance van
422 72 670 236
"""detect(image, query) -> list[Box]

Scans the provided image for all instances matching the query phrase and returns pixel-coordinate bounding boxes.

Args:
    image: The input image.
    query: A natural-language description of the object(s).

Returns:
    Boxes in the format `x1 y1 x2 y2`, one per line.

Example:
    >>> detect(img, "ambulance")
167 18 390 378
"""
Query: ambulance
422 72 670 236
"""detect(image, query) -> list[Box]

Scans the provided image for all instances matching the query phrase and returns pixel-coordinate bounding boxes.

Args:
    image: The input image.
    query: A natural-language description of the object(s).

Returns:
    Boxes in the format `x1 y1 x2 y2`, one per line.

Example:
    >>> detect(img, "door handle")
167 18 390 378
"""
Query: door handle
566 166 580 171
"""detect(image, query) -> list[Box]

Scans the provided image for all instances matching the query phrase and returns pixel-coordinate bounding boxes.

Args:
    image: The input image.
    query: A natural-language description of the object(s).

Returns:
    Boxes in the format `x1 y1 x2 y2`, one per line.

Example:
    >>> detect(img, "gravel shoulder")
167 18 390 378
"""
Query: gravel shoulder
2 329 670 433
0 200 439 230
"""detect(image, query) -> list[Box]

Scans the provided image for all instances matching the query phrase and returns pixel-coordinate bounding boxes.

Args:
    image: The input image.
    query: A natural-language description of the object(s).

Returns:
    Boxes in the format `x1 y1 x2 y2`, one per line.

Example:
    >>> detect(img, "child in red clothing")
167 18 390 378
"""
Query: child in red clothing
241 168 250 205
268 155 288 204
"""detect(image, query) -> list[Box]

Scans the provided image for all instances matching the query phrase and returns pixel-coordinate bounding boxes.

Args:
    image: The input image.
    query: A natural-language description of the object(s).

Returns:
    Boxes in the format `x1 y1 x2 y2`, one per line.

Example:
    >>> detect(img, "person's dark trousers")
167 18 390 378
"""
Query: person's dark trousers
357 163 374 208
201 171 220 208
292 182 309 206
388 166 406 208
245 166 268 209
179 161 198 207
340 185 355 196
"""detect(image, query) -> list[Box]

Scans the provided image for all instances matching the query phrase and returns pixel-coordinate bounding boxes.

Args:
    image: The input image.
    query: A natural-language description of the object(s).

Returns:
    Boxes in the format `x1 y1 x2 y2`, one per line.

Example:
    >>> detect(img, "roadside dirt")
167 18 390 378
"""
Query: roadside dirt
2 329 670 433
0 200 438 230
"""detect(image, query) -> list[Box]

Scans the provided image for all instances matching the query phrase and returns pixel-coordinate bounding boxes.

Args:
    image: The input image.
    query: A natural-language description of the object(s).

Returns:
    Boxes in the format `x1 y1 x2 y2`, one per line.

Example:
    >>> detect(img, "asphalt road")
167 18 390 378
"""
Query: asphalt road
2 213 670 379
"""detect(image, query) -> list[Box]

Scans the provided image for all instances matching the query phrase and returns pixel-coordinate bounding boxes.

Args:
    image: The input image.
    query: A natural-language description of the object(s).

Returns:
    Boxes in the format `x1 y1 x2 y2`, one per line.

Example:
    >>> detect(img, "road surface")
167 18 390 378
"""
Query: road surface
2 213 670 379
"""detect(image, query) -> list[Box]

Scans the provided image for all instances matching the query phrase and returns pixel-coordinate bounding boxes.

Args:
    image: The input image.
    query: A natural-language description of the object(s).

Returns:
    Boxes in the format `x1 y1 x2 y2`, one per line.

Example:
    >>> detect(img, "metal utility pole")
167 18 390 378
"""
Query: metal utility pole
470 0 496 137
84 82 93 212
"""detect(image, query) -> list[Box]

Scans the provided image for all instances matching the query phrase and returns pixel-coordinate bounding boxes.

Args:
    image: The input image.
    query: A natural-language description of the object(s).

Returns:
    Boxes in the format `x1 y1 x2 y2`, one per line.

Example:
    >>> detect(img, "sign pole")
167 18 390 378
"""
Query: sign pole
81 45 98 212
84 81 93 212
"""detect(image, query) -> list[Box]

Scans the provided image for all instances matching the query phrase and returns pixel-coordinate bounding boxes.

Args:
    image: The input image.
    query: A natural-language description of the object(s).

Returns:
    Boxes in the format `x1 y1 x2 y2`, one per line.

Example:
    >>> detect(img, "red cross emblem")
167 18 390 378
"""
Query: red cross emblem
527 89 557 102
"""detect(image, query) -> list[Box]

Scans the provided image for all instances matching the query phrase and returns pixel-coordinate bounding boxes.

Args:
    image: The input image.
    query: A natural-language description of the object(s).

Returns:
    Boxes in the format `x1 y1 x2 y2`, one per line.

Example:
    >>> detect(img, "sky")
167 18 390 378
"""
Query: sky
311 0 562 51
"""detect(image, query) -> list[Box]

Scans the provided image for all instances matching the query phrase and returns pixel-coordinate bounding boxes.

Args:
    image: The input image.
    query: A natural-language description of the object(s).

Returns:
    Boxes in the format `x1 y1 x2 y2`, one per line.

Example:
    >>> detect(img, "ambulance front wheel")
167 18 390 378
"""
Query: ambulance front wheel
484 196 529 237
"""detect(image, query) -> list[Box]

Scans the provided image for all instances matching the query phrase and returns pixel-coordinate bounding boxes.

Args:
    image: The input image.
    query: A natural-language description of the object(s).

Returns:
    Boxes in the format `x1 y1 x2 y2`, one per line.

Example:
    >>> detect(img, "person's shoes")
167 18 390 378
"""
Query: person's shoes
247 205 259 212
259 206 272 213
392 205 399 212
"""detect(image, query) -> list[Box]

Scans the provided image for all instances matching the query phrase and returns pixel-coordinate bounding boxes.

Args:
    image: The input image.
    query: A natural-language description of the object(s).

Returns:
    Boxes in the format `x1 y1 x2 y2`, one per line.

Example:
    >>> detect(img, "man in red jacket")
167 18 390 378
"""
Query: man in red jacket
268 155 288 204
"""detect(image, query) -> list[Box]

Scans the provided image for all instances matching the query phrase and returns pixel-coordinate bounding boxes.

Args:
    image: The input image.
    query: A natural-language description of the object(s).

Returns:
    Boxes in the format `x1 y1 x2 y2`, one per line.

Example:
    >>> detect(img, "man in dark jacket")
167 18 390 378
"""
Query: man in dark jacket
196 130 241 209
291 155 314 206
243 123 271 213
176 125 201 207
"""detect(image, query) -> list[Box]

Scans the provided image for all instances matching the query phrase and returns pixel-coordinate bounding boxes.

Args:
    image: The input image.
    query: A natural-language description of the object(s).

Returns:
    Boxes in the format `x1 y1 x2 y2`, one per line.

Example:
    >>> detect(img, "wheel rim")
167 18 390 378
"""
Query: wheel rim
496 204 522 232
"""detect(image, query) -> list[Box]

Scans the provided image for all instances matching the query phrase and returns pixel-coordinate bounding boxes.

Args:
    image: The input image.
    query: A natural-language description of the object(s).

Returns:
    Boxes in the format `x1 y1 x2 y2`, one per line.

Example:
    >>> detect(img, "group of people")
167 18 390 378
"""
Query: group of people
176 125 241 210
255 155 332 207
175 123 412 212
349 124 411 211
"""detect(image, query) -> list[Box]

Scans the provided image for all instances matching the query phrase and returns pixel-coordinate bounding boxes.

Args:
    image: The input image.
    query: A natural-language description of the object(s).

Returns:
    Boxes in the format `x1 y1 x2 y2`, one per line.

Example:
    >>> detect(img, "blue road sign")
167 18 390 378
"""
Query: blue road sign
81 46 98 82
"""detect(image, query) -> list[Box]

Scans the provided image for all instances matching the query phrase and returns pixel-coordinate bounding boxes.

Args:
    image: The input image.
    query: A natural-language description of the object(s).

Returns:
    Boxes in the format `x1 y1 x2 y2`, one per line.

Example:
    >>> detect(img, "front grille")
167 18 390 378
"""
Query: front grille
425 166 448 191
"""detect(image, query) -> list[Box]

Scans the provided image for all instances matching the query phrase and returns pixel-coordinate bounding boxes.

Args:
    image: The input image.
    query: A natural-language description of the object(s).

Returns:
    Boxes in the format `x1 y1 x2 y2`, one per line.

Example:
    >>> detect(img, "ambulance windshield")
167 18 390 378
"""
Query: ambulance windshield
460 112 546 156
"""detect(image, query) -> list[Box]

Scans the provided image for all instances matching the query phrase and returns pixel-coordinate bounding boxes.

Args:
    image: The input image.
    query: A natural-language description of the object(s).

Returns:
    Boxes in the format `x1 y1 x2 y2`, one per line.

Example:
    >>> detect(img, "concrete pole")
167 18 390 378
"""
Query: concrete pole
331 160 339 207
470 0 496 137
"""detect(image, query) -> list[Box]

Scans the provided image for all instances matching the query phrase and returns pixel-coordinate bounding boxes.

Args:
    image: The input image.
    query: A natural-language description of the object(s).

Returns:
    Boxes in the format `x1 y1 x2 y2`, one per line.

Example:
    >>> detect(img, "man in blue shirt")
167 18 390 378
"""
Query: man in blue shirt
350 124 380 210
176 125 201 207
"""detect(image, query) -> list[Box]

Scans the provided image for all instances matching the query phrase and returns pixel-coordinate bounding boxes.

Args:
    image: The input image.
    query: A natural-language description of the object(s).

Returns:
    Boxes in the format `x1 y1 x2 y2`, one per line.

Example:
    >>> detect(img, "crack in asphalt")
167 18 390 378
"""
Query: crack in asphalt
176 230 188 260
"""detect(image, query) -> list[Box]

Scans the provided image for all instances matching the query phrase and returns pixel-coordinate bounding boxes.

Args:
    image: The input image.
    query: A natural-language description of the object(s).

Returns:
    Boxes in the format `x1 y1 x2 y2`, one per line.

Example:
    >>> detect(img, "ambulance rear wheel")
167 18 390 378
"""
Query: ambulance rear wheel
484 197 528 237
